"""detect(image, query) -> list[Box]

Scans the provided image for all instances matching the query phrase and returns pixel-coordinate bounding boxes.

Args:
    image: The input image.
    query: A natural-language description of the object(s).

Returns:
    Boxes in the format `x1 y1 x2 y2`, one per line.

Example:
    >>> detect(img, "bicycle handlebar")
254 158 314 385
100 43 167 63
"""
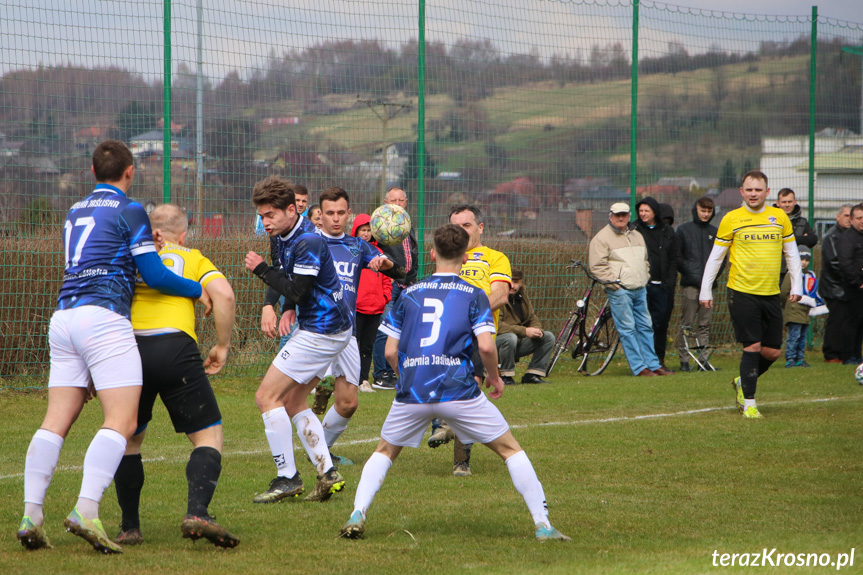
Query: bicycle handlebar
568 260 623 286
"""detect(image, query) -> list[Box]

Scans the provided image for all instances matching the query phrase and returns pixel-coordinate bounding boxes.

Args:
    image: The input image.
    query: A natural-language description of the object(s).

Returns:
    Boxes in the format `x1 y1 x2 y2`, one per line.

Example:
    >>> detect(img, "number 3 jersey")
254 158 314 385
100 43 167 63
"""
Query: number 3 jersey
379 273 496 404
57 184 157 319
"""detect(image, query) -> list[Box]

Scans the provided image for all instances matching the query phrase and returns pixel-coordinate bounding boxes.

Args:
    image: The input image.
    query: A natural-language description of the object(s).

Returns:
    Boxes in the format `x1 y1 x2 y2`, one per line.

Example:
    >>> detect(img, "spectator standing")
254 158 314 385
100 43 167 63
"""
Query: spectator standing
634 197 679 368
588 202 672 377
674 197 724 372
779 247 822 368
497 270 555 385
775 188 818 285
352 214 392 391
372 187 419 390
836 203 863 365
819 204 853 363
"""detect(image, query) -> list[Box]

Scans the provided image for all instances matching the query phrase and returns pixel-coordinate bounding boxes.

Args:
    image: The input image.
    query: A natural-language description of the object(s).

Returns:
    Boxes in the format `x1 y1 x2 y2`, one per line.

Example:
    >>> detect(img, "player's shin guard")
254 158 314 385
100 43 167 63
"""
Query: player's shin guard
114 453 144 531
505 450 549 526
453 437 472 466
740 350 761 400
24 429 65 524
322 406 351 448
293 409 333 475
78 428 127 519
354 452 392 517
262 407 297 478
186 447 222 518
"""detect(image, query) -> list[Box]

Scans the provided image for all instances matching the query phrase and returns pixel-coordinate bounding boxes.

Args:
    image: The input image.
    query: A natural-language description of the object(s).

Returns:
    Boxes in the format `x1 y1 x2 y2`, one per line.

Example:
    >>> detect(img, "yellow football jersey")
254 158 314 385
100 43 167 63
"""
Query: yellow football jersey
131 241 225 342
714 206 794 296
459 244 512 331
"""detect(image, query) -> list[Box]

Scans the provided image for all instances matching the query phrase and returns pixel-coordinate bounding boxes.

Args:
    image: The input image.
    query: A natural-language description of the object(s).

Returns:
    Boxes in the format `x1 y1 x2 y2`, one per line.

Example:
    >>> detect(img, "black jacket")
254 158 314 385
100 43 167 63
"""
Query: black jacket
379 227 419 287
837 225 863 300
819 224 847 301
774 203 818 248
634 196 678 289
675 201 725 289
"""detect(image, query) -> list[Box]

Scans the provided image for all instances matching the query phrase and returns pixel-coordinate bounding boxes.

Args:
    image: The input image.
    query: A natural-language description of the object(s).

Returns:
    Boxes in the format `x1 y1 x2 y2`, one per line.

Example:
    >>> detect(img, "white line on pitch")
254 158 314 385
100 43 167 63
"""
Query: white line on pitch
0 395 855 482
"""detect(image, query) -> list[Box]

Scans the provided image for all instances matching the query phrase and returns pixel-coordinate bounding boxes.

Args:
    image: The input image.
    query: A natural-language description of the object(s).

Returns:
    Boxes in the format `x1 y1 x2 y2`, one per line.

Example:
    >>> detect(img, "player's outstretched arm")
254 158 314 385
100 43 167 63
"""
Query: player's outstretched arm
698 243 728 308
476 332 504 399
245 251 314 308
203 277 235 375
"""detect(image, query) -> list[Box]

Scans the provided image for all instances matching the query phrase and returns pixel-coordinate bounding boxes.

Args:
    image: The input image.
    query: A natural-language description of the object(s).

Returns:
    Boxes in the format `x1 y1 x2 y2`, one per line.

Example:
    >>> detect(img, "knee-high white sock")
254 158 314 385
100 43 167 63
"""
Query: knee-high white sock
77 428 127 519
23 429 65 525
322 406 351 448
292 409 333 475
262 407 297 478
353 451 393 517
505 450 549 527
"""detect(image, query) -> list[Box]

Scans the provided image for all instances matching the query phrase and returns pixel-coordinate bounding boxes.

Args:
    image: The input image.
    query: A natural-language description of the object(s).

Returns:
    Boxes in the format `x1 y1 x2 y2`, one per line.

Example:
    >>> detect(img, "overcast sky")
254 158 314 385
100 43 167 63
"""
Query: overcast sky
1 0 860 81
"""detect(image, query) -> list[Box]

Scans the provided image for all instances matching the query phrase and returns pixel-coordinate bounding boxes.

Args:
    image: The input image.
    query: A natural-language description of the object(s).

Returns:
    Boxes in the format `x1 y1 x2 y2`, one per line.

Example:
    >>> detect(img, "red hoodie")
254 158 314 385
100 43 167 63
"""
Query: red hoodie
352 214 392 314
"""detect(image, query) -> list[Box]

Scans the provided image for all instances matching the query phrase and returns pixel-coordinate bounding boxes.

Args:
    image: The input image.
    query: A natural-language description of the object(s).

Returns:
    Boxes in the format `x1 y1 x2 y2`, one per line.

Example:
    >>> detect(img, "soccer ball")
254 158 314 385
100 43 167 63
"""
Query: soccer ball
370 204 411 246
856 363 863 386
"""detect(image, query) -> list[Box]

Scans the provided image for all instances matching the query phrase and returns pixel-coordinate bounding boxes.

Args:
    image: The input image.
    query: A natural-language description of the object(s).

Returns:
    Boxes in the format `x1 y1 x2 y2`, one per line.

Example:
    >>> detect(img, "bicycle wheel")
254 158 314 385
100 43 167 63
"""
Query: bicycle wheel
546 312 580 377
577 309 619 376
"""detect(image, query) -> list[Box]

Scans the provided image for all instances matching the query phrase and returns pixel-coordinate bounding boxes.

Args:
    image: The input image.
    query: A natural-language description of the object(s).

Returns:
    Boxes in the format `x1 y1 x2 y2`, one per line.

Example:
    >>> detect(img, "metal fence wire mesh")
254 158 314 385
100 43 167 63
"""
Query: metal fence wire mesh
1 1 862 382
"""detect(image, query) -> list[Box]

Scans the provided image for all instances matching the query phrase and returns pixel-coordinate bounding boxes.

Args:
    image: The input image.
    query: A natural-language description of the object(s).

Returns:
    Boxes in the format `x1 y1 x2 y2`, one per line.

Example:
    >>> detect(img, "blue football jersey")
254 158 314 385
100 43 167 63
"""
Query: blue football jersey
273 216 351 335
56 184 157 319
319 231 386 332
379 273 496 404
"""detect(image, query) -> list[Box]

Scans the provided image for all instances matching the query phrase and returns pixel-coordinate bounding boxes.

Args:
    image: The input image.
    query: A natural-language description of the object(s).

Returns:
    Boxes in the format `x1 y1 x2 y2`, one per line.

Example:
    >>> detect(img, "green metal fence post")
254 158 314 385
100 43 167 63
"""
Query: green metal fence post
807 6 817 348
629 0 639 211
808 6 817 230
417 0 426 272
163 0 172 203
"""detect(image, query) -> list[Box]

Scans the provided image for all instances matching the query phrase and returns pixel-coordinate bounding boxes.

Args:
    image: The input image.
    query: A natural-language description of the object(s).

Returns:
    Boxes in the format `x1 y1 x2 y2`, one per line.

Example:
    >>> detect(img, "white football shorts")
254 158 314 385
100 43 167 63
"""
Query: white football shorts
272 328 352 384
381 393 510 447
48 305 143 390
321 336 361 386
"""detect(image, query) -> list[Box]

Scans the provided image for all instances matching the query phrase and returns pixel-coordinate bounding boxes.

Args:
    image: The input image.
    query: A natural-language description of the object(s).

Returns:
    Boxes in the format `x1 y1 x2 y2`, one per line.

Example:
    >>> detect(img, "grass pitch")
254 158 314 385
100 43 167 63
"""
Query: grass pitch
1 354 861 574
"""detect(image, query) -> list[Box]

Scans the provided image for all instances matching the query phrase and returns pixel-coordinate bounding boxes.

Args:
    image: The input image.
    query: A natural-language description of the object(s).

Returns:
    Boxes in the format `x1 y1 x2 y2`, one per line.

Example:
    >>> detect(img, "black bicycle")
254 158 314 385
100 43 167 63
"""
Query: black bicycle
546 260 620 376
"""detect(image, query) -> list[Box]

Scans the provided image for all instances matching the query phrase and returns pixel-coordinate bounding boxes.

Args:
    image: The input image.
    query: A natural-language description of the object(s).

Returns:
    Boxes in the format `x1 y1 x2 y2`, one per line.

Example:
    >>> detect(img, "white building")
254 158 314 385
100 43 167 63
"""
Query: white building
761 129 863 221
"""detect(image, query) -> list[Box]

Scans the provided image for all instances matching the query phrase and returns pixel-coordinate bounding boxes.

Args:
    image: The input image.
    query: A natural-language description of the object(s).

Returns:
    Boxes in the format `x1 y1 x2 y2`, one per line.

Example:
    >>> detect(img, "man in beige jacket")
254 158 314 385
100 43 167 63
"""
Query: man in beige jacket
588 202 673 377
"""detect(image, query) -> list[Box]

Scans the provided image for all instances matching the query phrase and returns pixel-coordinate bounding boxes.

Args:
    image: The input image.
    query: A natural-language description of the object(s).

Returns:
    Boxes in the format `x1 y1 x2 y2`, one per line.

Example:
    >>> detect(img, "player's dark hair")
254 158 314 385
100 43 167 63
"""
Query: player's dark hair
741 170 768 187
294 184 309 197
434 224 469 260
851 203 863 218
695 196 714 211
777 188 795 199
319 186 350 207
449 204 483 225
252 176 296 211
92 140 133 182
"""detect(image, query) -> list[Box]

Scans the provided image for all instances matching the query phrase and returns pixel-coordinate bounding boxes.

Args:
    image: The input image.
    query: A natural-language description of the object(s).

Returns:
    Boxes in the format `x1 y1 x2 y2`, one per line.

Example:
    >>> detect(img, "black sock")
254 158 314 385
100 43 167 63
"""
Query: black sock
757 354 776 376
186 446 222 518
114 453 144 531
740 350 761 400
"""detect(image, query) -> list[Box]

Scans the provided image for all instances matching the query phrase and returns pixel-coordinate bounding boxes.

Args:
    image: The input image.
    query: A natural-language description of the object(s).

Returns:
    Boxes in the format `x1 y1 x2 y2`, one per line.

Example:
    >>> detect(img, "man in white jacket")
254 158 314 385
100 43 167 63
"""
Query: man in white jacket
588 203 673 377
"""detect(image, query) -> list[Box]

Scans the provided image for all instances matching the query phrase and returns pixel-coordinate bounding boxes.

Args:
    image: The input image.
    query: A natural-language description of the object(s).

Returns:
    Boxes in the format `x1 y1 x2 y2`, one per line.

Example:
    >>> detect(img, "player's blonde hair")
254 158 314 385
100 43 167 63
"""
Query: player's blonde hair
149 203 188 238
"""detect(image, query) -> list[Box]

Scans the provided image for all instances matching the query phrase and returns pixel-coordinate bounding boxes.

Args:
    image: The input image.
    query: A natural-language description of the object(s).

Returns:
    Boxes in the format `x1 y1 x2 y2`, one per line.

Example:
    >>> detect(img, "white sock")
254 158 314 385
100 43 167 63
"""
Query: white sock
293 409 333 475
322 406 351 448
262 407 297 478
77 428 127 519
23 429 65 525
744 398 756 410
505 450 549 527
354 451 393 517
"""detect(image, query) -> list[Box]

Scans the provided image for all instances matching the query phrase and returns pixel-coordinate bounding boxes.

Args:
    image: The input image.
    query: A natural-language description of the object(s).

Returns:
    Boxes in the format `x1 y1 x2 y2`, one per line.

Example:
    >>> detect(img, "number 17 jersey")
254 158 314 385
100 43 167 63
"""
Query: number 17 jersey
379 273 496 404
